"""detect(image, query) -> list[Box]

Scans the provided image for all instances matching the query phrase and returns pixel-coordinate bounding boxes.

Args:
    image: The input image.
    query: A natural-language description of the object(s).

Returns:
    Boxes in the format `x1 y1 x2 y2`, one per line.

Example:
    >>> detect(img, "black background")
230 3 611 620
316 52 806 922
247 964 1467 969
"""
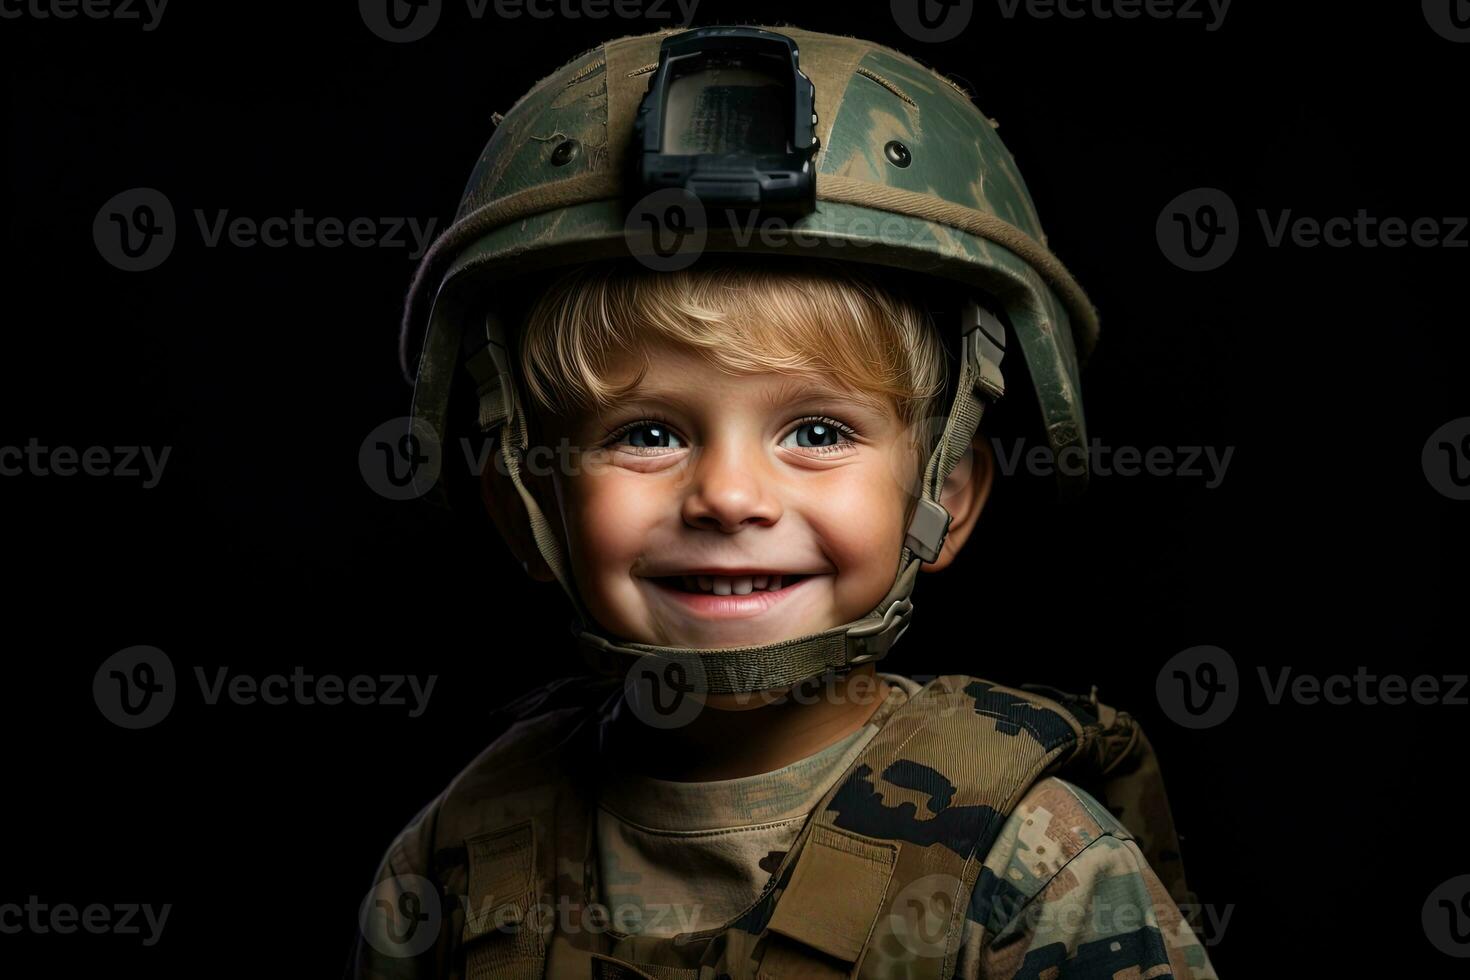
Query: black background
4 1 1467 975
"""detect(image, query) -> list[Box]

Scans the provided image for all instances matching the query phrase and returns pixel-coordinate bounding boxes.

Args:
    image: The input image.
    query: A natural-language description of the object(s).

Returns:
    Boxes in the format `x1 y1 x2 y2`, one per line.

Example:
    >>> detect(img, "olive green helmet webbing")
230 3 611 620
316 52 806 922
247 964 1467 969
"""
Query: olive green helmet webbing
404 25 1099 695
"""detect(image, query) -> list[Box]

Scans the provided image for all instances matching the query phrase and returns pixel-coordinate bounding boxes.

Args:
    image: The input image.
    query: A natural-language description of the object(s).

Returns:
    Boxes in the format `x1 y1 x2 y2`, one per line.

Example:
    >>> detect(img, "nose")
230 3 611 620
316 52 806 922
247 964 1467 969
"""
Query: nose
680 439 783 533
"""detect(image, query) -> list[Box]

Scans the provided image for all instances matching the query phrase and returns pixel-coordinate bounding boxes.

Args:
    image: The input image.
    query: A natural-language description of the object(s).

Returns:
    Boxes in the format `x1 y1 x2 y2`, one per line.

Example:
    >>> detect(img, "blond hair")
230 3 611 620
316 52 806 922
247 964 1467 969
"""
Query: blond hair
515 258 948 428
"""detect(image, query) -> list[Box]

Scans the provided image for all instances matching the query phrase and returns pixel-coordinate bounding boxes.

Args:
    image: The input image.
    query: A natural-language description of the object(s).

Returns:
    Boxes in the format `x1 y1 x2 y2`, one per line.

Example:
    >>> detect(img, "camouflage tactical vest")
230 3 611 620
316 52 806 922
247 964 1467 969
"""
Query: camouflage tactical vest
376 674 1193 980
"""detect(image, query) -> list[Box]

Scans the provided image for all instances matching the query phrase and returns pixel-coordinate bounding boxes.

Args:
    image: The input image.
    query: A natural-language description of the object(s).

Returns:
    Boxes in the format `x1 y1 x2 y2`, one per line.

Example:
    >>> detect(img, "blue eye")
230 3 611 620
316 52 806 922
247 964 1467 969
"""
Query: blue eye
780 418 855 450
617 422 683 449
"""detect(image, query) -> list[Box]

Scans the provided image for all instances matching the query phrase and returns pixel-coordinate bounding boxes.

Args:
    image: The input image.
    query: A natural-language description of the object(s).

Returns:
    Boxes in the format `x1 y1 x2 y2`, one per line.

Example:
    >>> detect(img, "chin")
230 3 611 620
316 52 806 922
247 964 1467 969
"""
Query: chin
665 617 833 650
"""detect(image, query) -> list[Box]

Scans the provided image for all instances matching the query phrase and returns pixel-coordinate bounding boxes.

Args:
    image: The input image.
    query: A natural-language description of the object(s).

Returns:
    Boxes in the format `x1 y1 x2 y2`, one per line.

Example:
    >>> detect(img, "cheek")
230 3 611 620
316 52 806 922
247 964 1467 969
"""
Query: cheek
558 471 664 581
554 472 666 636
801 469 909 602
555 470 676 631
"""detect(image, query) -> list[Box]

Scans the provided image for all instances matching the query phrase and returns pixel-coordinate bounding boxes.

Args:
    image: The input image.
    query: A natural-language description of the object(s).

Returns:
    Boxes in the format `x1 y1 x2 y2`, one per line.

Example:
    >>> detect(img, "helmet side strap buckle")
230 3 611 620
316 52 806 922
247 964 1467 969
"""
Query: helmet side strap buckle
904 498 951 564
844 596 915 665
962 299 1007 402
903 298 1008 565
465 314 515 437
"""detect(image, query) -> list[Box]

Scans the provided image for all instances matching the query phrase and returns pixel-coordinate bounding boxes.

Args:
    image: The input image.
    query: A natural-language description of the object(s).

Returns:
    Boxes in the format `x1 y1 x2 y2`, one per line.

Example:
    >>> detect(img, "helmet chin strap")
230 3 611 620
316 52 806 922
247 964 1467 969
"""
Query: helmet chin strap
468 301 1006 696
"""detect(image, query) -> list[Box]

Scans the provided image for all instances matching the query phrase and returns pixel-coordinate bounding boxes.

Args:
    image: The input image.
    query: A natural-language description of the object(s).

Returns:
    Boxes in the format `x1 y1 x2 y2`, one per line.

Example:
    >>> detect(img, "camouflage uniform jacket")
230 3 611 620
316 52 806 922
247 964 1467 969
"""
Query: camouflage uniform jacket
354 673 1219 979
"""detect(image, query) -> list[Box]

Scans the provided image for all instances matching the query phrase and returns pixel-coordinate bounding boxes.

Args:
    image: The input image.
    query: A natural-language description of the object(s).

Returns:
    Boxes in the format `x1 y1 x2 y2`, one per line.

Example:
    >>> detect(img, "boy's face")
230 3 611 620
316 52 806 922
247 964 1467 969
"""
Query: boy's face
540 345 920 651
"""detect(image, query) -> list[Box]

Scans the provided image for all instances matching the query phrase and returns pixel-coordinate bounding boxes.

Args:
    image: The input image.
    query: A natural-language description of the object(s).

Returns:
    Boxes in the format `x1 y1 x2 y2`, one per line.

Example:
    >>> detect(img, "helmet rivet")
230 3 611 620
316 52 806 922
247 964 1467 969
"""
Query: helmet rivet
884 140 912 168
550 139 580 166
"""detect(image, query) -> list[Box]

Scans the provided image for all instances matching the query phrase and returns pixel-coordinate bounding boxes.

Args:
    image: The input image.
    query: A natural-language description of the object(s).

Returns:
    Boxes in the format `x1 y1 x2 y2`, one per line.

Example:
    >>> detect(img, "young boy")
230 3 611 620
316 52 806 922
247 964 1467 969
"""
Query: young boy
358 24 1219 980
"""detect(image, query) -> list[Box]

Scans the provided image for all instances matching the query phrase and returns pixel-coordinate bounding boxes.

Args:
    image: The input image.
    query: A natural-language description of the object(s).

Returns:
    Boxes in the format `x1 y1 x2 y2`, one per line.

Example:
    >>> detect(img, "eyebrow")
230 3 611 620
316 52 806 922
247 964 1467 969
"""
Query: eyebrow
759 376 892 416
615 375 888 414
759 376 842 407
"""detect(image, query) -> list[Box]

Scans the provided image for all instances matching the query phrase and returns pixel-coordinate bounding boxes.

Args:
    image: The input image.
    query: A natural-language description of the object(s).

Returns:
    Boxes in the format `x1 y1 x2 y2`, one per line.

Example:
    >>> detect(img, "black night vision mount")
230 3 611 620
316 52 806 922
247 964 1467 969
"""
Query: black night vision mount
631 26 820 218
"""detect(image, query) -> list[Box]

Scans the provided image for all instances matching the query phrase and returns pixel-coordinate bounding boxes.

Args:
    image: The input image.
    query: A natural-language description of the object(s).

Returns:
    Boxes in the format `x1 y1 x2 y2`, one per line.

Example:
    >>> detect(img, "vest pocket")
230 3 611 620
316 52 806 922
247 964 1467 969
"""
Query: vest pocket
461 820 545 980
763 824 897 976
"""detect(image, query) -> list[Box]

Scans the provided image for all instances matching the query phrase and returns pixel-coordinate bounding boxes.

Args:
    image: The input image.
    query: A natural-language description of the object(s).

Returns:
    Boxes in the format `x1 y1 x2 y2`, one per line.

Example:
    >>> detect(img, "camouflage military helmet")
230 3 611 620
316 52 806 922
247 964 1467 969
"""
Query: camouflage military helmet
399 25 1099 695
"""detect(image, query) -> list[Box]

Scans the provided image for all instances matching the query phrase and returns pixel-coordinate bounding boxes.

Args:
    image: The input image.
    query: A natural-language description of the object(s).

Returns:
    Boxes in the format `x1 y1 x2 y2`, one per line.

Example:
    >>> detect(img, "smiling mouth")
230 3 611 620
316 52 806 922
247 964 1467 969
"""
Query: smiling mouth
650 573 812 595
641 572 825 620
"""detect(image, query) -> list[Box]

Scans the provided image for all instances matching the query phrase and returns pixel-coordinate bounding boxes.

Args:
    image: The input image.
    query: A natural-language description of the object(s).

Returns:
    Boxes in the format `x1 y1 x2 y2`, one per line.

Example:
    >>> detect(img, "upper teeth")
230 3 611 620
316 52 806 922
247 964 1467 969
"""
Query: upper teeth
684 574 785 594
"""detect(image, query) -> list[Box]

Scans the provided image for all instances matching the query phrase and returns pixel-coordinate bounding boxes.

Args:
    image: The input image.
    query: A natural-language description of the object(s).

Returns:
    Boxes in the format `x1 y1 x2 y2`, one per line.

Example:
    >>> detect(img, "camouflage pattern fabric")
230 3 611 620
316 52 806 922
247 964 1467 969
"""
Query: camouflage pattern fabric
592 705 888 938
407 23 1100 528
353 674 1216 979
956 778 1217 979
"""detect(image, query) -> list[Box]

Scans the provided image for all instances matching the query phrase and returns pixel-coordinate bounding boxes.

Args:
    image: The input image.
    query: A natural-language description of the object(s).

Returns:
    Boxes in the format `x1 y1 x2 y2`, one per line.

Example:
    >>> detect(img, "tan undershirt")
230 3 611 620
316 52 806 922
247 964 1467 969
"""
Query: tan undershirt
593 672 921 938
